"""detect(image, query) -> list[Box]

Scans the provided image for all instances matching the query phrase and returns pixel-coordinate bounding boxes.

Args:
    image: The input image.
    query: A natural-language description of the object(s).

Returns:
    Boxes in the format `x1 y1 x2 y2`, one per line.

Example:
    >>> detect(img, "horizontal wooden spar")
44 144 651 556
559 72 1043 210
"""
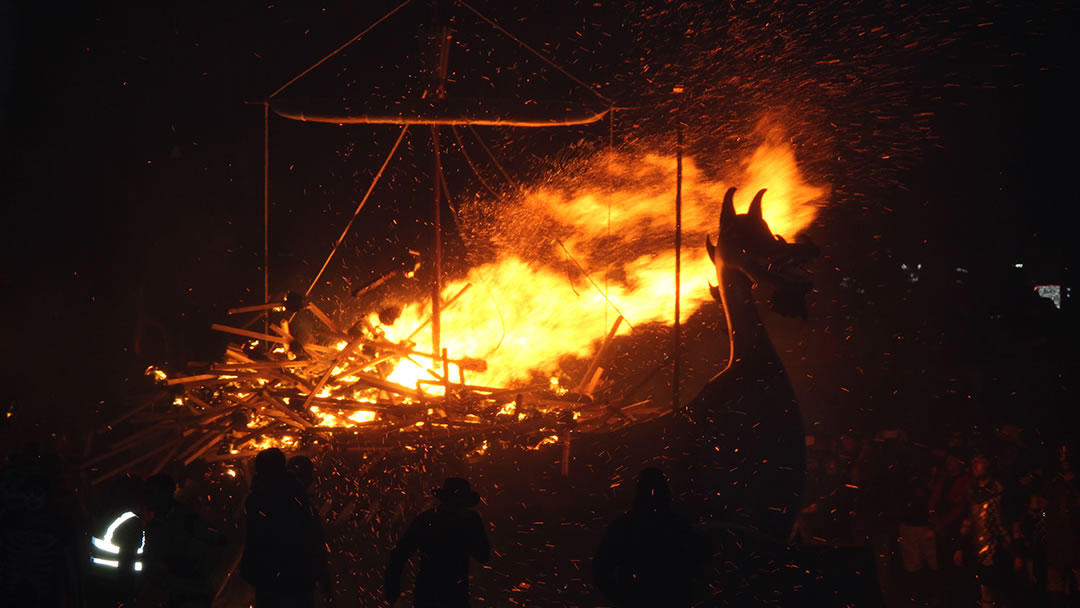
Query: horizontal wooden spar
270 99 610 127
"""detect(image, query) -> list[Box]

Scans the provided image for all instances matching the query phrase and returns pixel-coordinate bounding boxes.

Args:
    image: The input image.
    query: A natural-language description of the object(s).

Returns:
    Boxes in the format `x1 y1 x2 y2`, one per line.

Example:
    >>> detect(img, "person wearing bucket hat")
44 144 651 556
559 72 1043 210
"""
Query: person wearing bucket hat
433 477 481 508
385 477 489 607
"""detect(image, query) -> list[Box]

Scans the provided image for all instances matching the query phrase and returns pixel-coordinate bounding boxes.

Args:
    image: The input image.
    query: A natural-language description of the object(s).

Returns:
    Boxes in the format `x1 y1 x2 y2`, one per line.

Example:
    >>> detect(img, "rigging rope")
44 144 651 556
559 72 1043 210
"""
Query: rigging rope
268 0 412 99
303 125 410 300
465 125 514 184
463 123 633 328
436 130 508 354
554 239 633 329
455 0 615 107
450 125 501 200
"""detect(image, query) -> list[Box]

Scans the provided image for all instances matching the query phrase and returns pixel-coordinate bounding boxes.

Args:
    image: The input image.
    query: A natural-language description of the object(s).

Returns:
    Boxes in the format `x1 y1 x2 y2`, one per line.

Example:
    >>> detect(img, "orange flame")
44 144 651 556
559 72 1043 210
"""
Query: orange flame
375 137 826 390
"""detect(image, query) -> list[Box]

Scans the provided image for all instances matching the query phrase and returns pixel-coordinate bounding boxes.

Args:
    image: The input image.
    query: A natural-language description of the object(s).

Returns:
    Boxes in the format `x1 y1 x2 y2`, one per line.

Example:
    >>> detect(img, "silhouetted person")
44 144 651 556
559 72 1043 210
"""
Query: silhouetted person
143 473 226 608
385 477 490 608
288 455 315 493
288 454 328 517
0 440 76 607
955 452 1014 607
241 448 328 608
929 447 972 605
1044 443 1078 607
593 468 704 608
287 454 333 599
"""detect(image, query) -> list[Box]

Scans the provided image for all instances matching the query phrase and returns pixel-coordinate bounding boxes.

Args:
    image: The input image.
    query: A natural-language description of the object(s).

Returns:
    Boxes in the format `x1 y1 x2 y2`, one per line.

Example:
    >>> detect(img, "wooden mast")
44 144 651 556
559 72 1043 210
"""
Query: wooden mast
430 0 452 363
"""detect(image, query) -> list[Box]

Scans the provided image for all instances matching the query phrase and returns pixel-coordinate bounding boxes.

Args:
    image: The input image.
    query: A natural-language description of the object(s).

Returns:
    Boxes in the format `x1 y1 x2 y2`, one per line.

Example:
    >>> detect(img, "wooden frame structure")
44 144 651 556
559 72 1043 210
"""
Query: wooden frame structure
80 0 687 483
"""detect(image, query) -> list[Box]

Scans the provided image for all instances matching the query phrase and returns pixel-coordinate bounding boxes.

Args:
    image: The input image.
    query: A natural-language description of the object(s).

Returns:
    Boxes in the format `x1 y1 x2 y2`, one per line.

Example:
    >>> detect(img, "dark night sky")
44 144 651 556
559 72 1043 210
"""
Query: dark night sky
1 0 1076 441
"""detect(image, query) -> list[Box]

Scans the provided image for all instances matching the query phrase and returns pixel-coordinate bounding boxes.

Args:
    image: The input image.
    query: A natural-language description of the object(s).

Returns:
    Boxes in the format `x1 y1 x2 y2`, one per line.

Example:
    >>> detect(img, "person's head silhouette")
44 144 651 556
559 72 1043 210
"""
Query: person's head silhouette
634 467 671 511
253 448 287 484
144 473 176 515
288 455 315 490
433 477 481 510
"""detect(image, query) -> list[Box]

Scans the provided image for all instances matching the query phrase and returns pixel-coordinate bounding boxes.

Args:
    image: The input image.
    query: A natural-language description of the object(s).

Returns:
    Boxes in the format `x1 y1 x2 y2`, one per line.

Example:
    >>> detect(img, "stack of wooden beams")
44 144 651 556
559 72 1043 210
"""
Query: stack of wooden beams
82 298 666 484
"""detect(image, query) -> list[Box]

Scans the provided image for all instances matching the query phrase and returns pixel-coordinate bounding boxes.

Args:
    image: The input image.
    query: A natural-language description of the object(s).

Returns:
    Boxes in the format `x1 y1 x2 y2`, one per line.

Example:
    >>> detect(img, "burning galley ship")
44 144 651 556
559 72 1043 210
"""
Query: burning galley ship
81 0 826 490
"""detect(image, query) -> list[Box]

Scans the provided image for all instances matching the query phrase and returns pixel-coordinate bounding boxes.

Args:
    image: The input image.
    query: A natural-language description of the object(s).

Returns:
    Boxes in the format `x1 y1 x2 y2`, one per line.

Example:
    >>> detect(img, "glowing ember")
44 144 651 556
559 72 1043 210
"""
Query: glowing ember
348 410 377 424
247 435 298 451
309 406 378 428
531 434 560 449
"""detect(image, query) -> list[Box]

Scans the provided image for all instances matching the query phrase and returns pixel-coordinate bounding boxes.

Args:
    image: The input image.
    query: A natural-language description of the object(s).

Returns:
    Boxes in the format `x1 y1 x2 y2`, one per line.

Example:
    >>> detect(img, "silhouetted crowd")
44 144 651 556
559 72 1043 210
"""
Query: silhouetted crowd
1 428 1077 607
797 425 1080 607
0 442 493 608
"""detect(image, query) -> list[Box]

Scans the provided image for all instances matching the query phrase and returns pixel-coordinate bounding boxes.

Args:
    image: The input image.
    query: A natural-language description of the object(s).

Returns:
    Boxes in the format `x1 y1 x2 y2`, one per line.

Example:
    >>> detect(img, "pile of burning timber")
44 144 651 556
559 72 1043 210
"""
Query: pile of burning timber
82 292 668 485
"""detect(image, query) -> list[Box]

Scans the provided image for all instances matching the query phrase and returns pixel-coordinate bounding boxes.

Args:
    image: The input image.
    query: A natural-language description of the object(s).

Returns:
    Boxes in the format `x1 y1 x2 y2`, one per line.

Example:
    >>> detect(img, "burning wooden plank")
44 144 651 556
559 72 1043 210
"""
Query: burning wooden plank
305 302 347 336
405 282 472 341
574 315 623 395
91 435 187 486
97 390 170 432
227 302 286 315
225 347 255 363
182 431 229 466
93 272 663 471
212 360 316 372
350 270 398 298
165 374 220 386
210 323 289 344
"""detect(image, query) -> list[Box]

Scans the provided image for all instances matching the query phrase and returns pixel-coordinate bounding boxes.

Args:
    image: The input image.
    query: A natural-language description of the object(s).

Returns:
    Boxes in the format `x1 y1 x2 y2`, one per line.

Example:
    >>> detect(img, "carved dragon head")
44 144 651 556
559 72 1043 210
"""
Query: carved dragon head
706 187 819 318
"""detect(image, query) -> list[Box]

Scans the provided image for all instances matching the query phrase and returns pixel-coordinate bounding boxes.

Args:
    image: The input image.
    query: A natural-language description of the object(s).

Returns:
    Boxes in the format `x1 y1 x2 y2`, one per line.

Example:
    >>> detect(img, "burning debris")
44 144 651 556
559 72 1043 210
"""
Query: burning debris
82 299 643 486
81 139 824 485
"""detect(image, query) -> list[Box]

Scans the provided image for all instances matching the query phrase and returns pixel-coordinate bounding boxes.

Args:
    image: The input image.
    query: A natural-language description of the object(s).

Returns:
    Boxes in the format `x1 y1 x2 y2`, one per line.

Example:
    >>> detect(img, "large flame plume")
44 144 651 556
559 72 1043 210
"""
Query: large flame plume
378 137 827 391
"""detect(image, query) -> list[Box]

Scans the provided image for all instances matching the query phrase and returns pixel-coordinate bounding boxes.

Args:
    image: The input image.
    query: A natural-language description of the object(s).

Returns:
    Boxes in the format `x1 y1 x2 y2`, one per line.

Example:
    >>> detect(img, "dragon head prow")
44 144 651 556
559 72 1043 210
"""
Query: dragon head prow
705 187 819 318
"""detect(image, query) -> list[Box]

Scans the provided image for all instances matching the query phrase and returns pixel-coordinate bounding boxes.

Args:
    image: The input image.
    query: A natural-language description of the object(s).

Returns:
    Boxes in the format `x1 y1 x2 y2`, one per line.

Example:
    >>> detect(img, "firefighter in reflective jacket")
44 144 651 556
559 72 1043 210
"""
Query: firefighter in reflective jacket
85 476 145 607
89 509 145 574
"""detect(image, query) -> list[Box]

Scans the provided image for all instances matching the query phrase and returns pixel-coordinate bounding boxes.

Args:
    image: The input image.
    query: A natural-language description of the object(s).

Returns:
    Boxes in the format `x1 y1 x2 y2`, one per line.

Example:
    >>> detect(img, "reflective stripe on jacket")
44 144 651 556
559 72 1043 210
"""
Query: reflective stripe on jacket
90 511 145 572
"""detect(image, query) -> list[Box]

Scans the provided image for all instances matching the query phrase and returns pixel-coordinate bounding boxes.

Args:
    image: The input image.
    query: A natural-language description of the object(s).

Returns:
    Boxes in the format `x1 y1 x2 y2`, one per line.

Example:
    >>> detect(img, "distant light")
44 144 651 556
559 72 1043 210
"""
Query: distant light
1014 263 1024 269
900 262 920 283
1035 285 1062 309
955 267 968 273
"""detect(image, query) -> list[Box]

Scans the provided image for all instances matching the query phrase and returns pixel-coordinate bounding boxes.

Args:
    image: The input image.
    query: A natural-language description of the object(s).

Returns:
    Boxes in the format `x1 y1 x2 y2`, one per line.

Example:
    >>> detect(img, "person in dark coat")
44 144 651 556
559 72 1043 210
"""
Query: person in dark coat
385 477 490 608
143 473 226 608
240 448 328 608
1045 442 1079 607
593 468 705 608
1 440 81 607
